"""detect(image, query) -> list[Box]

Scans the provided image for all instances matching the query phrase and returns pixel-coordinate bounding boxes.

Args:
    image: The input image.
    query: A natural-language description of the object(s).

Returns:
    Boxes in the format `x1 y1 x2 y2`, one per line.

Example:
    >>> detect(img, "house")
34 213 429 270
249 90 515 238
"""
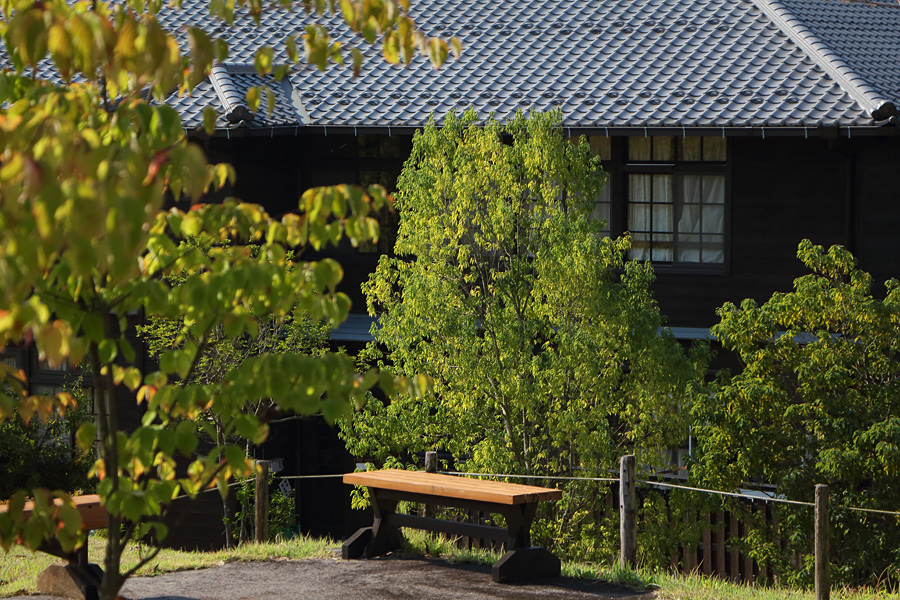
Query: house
6 0 899 547
153 0 900 545
159 0 900 337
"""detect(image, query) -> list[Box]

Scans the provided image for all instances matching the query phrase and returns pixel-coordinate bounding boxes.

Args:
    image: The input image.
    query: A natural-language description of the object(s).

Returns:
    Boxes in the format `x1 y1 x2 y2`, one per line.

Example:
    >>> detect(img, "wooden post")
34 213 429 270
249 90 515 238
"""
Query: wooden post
815 484 830 600
425 451 438 473
702 511 712 575
729 511 740 581
424 451 437 519
716 510 726 577
619 455 636 569
255 460 270 543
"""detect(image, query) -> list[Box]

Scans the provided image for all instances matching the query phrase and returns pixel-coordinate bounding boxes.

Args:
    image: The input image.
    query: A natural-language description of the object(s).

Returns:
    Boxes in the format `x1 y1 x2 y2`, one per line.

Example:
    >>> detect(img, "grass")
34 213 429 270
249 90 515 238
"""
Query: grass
0 534 336 598
401 529 900 600
3 531 900 600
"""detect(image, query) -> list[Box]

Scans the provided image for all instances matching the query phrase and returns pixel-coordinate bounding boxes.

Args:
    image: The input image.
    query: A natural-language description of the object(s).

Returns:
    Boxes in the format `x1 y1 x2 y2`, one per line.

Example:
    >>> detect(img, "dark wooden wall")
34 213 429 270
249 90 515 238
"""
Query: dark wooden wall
652 135 900 328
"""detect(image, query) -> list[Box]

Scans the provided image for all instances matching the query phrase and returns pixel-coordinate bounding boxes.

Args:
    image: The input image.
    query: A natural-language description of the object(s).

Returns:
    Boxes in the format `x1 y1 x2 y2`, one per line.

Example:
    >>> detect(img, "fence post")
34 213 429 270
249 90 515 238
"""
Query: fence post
425 451 438 473
620 454 636 569
815 484 830 600
255 460 270 543
425 451 437 519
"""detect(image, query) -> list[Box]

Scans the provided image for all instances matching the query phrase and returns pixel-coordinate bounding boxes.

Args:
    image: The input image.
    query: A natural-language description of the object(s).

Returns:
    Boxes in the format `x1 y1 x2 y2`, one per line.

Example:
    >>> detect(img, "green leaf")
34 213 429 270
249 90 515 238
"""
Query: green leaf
76 423 97 452
450 37 462 59
246 86 261 113
254 45 274 75
202 106 218 135
98 339 118 365
224 445 245 471
427 38 448 68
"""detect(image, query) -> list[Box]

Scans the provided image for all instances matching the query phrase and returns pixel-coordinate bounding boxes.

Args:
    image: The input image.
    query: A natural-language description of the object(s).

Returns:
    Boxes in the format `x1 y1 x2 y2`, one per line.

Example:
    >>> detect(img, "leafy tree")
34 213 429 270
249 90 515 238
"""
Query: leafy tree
0 0 437 598
0 386 96 500
137 282 330 548
342 110 706 560
692 240 900 586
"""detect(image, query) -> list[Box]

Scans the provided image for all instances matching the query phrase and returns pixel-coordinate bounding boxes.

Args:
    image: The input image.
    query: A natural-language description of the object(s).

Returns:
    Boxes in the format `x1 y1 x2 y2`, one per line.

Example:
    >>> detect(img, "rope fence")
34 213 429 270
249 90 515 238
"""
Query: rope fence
427 454 898 600
438 468 900 517
243 456 896 598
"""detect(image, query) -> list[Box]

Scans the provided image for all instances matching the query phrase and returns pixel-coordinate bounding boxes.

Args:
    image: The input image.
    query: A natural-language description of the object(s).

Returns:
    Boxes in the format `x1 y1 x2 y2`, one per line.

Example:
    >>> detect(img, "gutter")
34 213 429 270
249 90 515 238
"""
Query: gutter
189 124 900 139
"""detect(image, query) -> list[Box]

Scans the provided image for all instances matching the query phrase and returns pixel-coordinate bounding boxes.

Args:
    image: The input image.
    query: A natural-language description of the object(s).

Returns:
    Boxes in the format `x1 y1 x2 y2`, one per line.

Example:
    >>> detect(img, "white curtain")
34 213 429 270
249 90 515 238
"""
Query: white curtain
677 175 724 264
628 175 672 262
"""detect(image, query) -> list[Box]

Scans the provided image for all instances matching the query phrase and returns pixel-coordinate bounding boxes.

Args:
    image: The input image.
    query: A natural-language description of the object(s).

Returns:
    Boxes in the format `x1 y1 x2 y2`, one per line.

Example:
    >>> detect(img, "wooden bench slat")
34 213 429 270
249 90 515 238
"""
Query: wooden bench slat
343 470 562 505
0 494 106 531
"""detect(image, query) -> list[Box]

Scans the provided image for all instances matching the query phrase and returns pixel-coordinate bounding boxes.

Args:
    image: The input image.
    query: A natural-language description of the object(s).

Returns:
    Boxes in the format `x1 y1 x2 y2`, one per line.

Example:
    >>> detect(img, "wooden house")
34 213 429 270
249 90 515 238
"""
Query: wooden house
162 0 900 336
5 0 899 547
162 0 900 545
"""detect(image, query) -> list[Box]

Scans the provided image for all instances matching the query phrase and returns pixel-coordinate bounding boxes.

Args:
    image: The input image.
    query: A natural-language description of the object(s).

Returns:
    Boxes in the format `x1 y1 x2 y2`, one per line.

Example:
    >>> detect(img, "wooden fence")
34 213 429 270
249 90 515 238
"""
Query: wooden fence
432 487 783 583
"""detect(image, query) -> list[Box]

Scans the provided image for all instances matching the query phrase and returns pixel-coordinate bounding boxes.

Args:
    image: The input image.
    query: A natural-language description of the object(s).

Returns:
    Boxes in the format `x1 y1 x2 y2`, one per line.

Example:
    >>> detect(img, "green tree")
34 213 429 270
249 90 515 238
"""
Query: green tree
0 0 437 598
137 281 330 548
692 240 900 586
0 386 96 500
343 110 706 560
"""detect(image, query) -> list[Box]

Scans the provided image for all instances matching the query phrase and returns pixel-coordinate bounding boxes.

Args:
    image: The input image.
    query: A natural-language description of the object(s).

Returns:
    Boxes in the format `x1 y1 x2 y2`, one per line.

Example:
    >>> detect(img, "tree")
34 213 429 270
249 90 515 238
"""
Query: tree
137 282 331 548
342 110 706 560
0 0 437 598
692 240 900 586
0 386 96 500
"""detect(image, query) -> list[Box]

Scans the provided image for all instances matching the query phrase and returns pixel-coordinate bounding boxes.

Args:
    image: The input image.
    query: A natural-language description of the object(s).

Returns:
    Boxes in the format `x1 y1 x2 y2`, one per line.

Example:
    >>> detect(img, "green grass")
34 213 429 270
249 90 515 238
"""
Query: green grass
3 531 900 600
0 534 336 598
400 529 900 600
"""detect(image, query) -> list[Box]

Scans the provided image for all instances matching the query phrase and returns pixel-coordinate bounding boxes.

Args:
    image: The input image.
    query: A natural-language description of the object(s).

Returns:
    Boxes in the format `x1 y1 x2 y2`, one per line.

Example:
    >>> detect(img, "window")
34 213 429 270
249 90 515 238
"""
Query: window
588 135 728 269
626 136 726 266
590 136 613 238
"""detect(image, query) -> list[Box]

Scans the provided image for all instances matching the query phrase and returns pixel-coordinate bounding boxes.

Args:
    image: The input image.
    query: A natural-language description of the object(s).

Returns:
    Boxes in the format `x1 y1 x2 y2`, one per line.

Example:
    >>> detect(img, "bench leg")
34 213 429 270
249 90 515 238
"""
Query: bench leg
368 493 404 557
491 503 560 583
342 527 373 559
492 547 561 583
36 562 103 600
503 503 537 549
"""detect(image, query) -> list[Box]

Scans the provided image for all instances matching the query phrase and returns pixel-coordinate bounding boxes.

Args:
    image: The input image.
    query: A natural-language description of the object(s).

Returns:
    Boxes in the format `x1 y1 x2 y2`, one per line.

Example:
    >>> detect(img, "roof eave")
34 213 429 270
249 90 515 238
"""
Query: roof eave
191 123 900 139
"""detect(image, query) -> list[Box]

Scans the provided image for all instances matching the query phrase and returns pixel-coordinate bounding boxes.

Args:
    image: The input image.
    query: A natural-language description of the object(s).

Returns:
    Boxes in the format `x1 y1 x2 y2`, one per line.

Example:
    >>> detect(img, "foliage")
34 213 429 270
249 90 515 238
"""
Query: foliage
137 269 329 546
692 240 900 586
0 0 435 598
0 386 96 500
342 109 707 561
225 475 296 543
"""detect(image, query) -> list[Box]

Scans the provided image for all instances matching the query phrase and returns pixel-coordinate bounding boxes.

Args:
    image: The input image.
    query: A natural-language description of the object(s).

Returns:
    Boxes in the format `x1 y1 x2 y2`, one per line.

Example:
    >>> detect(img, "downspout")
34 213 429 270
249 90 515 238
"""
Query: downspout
844 151 855 254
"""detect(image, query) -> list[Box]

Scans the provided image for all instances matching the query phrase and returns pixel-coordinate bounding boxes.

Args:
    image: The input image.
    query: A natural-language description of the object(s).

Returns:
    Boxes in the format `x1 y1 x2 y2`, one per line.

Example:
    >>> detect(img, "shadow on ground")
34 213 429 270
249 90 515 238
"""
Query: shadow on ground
11 554 655 600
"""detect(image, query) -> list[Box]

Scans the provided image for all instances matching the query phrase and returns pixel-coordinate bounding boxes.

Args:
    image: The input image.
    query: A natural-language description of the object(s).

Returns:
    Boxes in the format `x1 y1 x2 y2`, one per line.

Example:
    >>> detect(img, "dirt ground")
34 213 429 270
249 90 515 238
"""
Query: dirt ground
11 554 655 600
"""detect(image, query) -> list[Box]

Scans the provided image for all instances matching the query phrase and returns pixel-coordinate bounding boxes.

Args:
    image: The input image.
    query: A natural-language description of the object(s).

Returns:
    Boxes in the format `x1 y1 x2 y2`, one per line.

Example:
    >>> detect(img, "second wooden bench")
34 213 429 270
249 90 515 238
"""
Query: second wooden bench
342 469 562 583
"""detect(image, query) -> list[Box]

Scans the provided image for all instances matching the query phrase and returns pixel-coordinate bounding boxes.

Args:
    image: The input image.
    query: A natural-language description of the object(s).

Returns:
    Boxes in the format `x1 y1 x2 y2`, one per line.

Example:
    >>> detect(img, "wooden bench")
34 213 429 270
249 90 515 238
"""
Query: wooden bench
342 469 563 583
0 494 106 600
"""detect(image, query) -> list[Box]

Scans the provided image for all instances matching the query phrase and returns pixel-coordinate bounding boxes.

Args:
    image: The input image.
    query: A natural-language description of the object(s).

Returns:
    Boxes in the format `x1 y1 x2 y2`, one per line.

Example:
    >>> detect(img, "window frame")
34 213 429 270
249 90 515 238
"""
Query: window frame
594 135 731 275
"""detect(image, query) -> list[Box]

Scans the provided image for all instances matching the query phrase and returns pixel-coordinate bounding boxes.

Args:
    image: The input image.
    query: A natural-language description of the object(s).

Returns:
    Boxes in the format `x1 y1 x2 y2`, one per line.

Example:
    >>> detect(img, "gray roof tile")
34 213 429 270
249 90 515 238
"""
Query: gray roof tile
5 0 899 131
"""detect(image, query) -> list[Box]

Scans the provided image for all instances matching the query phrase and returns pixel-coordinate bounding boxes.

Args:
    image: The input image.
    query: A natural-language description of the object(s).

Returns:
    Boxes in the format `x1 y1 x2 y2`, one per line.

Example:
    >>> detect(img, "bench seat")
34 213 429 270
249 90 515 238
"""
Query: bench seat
343 470 562 505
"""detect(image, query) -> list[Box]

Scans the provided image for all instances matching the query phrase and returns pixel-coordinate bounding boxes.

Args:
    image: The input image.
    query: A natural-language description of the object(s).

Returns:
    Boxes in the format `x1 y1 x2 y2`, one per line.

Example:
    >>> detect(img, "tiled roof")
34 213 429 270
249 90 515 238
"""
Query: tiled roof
6 0 900 132
159 0 900 132
751 0 899 121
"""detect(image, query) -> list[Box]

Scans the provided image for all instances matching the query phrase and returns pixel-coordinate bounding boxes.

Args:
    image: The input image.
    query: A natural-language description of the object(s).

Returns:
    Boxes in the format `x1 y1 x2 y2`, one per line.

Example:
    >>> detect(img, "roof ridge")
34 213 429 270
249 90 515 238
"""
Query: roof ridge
210 64 253 124
751 0 897 121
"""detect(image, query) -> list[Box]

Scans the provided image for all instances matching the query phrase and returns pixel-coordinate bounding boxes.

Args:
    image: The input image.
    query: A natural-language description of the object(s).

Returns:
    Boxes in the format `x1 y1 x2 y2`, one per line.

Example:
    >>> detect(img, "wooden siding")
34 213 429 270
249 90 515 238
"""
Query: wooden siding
651 136 895 327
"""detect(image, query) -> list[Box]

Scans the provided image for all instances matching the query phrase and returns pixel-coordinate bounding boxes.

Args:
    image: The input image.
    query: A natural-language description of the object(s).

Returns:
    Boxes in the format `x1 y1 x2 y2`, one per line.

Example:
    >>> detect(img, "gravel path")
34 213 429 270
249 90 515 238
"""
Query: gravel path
11 556 655 600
